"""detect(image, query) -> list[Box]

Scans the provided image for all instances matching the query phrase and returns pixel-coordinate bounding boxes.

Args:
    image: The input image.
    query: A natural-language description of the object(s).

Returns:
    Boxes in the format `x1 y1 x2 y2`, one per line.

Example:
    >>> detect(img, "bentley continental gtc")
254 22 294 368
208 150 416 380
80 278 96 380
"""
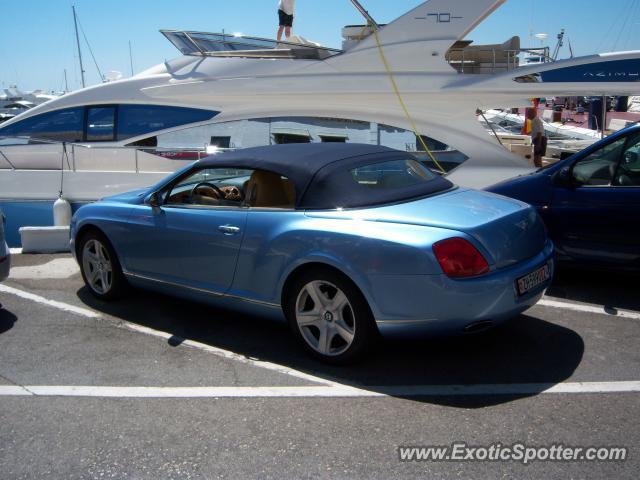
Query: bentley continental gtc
71 144 554 363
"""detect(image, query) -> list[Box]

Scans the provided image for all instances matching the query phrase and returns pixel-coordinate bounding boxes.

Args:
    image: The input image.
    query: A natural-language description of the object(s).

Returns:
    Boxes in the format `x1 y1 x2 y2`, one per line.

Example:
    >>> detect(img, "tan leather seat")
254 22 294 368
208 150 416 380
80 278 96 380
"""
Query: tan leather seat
244 170 295 208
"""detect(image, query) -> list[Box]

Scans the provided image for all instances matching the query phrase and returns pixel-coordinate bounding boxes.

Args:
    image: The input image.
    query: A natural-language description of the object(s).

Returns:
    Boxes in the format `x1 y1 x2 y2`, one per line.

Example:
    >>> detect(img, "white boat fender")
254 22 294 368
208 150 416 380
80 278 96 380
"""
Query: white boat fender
53 197 72 226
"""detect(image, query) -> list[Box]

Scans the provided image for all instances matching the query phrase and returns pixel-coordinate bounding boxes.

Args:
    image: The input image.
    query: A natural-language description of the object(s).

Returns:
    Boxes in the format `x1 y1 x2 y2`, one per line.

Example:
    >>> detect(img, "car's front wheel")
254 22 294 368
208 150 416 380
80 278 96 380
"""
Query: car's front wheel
78 230 127 300
285 267 377 364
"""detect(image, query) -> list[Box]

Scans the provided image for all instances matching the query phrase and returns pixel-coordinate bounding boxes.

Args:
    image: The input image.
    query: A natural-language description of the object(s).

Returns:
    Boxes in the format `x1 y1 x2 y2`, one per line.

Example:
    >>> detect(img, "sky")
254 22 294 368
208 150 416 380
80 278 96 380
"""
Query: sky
1 0 639 92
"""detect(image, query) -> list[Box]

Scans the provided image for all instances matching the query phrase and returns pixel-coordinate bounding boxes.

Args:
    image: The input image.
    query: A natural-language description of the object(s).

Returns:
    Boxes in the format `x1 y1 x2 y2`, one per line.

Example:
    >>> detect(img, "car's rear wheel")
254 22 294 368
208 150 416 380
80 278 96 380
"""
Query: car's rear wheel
285 267 377 364
78 230 126 300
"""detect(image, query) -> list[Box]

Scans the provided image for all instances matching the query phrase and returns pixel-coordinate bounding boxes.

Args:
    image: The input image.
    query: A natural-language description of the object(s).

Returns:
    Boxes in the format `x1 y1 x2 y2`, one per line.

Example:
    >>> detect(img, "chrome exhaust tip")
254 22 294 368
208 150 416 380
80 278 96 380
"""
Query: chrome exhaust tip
463 320 494 334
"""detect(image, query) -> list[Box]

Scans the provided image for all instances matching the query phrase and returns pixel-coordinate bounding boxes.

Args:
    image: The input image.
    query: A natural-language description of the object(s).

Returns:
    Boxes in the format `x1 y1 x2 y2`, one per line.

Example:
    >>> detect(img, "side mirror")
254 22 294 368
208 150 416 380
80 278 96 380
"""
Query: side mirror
146 192 161 208
553 166 575 189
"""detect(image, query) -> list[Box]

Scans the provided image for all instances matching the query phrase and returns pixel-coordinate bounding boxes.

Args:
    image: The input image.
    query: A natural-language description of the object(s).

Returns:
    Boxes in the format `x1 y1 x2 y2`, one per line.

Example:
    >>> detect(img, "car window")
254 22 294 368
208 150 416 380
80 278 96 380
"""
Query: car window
164 168 295 208
572 136 627 186
350 159 437 189
613 133 640 187
165 168 252 207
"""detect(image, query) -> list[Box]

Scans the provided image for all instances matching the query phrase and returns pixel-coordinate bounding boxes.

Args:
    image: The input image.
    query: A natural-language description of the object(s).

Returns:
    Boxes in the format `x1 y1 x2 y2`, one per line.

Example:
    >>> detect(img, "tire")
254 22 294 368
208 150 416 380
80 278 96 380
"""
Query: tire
284 267 377 364
78 230 127 300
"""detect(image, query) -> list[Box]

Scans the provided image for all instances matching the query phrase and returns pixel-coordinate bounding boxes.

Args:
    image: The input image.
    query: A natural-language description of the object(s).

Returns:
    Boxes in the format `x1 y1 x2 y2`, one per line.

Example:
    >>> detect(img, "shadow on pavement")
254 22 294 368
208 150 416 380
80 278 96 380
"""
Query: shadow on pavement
0 307 17 335
546 266 640 312
78 286 584 408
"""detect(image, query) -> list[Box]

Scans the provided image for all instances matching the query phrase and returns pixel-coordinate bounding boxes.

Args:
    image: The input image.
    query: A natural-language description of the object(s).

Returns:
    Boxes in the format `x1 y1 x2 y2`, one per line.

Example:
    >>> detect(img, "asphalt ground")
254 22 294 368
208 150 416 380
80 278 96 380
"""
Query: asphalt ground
0 253 638 479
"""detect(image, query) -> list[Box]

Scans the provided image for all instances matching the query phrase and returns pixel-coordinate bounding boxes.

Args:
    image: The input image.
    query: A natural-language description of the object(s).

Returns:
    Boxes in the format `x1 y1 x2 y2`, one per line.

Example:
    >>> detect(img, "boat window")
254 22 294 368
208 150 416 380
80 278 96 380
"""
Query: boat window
86 106 116 142
117 105 218 141
320 135 347 143
210 136 231 148
127 136 158 147
273 133 311 144
165 167 295 209
0 107 83 142
415 135 448 152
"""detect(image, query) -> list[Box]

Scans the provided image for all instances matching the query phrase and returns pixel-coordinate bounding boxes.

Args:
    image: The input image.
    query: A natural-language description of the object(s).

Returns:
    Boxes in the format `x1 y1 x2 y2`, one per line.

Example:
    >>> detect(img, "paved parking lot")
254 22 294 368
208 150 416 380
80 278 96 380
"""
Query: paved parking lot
0 253 639 479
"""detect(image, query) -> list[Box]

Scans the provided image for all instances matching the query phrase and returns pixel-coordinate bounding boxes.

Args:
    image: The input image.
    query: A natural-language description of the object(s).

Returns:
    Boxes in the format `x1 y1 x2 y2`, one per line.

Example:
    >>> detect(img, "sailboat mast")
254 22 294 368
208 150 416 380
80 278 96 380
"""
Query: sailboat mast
72 5 86 89
129 41 134 77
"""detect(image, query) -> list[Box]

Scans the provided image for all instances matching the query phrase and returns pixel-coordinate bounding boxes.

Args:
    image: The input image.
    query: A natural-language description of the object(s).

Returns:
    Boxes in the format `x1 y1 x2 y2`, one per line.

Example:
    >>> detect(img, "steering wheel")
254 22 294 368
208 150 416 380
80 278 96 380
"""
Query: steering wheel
189 181 225 203
623 150 639 165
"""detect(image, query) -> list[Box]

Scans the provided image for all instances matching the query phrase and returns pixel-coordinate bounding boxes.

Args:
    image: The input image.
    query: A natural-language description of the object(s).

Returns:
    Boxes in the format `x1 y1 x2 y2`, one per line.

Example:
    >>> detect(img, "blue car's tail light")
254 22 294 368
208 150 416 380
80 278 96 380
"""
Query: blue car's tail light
433 237 490 278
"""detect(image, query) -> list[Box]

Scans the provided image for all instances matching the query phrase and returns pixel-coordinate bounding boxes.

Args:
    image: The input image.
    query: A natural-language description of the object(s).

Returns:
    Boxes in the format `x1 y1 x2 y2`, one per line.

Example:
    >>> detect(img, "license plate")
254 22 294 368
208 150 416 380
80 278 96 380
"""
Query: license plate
516 262 551 296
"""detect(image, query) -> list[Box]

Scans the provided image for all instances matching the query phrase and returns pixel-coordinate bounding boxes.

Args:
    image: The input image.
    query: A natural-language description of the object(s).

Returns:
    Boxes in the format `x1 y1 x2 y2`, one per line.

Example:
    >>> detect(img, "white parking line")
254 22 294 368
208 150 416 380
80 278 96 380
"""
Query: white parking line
0 283 336 387
0 381 639 398
0 284 101 319
538 298 640 320
2 284 639 390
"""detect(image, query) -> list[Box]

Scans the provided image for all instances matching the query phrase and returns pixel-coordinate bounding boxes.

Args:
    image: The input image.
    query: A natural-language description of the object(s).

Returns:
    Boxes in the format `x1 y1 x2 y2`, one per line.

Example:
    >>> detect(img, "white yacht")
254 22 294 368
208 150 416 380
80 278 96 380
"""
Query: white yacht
0 87 59 124
1 0 639 244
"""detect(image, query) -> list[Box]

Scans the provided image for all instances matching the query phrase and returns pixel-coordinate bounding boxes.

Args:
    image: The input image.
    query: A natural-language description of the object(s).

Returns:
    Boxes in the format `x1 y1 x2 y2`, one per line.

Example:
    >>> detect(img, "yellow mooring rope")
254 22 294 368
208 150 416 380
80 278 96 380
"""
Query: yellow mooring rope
370 24 446 173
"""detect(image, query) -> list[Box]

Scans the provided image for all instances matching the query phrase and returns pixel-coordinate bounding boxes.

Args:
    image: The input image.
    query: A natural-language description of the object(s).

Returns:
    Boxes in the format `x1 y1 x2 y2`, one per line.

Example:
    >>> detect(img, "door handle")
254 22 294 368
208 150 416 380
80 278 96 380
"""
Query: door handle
218 225 241 235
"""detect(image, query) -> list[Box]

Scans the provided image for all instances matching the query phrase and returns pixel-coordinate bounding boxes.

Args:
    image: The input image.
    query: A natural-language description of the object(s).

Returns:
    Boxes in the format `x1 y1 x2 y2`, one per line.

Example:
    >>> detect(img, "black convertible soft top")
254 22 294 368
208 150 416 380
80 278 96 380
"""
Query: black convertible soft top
199 143 453 209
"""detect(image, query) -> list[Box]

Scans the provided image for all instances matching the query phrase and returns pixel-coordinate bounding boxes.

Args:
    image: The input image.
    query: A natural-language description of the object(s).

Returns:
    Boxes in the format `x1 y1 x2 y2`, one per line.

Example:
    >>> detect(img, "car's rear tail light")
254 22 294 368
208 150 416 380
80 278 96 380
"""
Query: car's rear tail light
0 256 7 264
433 237 489 278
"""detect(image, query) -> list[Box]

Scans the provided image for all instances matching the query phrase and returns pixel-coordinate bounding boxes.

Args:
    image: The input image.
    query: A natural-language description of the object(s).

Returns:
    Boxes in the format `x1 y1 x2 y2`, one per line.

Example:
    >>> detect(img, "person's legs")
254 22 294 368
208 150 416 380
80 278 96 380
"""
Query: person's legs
533 137 546 168
533 154 542 168
277 9 287 42
285 26 291 38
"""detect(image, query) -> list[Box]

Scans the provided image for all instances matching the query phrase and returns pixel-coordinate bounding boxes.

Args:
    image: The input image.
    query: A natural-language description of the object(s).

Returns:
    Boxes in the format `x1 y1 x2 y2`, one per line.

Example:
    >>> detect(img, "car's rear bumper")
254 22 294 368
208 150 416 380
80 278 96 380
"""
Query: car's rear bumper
368 240 555 338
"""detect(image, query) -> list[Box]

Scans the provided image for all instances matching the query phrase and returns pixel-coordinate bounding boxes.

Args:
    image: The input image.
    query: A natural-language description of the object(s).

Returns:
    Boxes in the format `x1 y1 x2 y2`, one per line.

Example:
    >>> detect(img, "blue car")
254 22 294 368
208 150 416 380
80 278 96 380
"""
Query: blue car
71 144 554 363
487 125 640 271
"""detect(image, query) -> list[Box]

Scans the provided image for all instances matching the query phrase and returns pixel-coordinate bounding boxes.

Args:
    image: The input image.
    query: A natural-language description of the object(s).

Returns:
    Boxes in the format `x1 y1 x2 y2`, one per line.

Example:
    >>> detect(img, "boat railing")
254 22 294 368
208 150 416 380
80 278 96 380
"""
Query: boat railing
445 47 551 74
0 136 234 173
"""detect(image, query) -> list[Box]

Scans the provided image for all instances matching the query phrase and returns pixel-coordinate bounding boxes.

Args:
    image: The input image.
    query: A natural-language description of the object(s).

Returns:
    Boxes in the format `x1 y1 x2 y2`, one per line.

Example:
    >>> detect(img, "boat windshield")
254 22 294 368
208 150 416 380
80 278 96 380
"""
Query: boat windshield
161 30 343 60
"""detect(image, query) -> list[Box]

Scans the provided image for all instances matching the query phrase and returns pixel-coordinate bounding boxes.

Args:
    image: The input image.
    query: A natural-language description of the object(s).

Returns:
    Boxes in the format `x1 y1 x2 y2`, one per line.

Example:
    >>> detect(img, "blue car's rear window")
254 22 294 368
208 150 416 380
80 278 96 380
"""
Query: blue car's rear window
301 154 453 210
350 159 437 190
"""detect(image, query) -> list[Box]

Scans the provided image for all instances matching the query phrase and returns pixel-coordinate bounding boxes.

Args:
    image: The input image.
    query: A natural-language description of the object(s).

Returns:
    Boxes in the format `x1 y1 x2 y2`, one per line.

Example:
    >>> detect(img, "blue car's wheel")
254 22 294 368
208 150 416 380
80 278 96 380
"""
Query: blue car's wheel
78 231 127 300
285 267 376 364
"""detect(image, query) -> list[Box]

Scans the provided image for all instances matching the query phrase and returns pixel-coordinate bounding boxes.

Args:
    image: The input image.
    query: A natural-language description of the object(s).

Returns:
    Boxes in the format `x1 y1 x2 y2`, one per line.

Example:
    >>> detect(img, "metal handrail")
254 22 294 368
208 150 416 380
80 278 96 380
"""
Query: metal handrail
0 136 213 152
445 47 551 74
0 135 227 174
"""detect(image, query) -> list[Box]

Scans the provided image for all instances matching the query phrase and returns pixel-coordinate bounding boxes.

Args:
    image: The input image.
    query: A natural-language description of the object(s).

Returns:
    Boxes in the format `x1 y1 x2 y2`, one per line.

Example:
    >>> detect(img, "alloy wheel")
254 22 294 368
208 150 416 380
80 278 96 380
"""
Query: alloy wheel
82 239 113 295
295 280 356 356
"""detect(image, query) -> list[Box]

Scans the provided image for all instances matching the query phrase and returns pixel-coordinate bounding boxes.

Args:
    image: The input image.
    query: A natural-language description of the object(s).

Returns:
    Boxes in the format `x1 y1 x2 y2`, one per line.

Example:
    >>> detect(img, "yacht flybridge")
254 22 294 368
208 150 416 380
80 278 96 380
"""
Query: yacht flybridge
1 0 639 220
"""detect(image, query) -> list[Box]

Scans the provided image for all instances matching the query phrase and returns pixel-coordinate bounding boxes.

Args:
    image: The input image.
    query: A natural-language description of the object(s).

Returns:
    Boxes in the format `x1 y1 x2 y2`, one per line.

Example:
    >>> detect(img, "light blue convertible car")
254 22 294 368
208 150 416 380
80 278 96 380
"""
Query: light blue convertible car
71 144 554 363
